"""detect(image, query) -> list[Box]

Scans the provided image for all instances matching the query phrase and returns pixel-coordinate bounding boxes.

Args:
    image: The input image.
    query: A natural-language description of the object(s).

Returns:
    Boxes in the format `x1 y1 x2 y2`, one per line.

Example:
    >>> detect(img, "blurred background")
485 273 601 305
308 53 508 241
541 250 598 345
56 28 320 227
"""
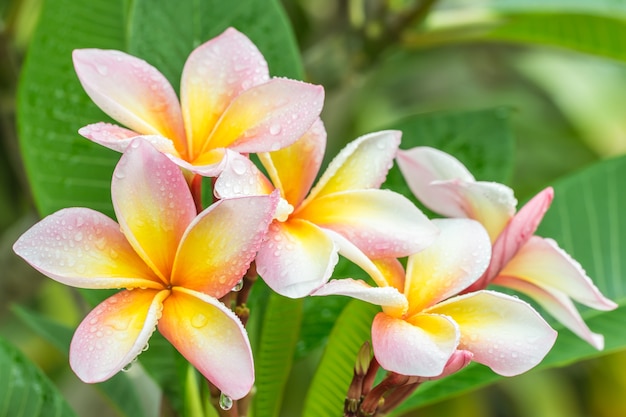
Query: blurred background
1 0 626 416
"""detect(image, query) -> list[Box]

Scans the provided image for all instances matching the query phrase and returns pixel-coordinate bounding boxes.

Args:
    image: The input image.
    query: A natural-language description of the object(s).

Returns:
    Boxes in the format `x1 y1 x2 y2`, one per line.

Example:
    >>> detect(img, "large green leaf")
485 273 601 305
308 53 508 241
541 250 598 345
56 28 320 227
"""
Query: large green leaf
11 305 150 417
127 0 303 83
0 335 77 417
17 0 126 218
253 294 303 417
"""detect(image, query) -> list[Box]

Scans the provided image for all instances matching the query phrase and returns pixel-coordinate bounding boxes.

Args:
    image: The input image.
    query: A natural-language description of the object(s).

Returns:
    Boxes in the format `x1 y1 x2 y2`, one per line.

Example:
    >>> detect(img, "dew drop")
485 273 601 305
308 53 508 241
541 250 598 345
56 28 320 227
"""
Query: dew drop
232 280 244 292
121 362 133 372
191 313 208 328
269 124 282 135
219 392 233 411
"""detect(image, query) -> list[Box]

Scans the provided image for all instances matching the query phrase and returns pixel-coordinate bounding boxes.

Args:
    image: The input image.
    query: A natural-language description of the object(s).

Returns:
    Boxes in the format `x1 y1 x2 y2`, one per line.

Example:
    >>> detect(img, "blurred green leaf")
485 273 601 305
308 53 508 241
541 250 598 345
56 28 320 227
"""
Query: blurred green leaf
390 154 626 415
253 294 303 417
0 334 77 417
302 300 378 417
17 0 126 218
127 0 303 85
11 305 149 417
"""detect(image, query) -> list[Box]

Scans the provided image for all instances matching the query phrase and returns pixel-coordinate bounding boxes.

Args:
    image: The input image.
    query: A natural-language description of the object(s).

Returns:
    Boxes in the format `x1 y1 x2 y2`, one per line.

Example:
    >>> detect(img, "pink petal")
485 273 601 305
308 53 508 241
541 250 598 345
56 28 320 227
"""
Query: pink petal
214 152 275 199
78 122 179 156
404 218 491 315
427 290 557 376
495 275 605 349
396 147 516 240
70 289 168 382
258 119 326 208
72 49 187 157
476 188 554 290
166 148 228 177
372 312 460 377
311 278 408 311
296 189 438 258
158 287 253 400
112 139 196 282
171 194 279 298
255 219 338 298
305 130 401 202
180 27 269 160
202 78 324 155
13 208 161 289
498 236 616 310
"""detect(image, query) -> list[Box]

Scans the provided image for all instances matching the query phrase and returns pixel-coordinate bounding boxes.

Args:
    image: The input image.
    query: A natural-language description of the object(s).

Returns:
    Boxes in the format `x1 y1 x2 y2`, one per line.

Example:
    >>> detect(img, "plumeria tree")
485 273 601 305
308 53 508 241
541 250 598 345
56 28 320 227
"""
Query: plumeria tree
4 1 626 417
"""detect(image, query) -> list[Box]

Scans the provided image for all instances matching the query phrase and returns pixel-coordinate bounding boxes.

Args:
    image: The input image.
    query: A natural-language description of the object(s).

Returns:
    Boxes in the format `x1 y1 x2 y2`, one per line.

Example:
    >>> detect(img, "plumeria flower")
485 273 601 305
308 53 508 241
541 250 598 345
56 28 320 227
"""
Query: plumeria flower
396 146 617 349
313 218 557 377
13 139 279 400
214 123 439 298
73 27 324 176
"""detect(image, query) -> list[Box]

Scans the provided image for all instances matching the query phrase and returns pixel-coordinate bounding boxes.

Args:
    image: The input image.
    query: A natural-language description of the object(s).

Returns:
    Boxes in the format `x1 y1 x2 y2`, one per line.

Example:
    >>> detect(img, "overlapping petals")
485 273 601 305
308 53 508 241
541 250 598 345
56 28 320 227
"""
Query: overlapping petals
313 219 557 377
73 27 324 176
13 139 279 399
397 146 617 349
216 127 438 298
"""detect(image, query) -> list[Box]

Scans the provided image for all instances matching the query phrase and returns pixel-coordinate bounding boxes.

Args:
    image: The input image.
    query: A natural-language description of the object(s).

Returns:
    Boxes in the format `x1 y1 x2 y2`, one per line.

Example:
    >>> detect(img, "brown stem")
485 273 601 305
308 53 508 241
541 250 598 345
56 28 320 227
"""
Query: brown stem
359 373 410 416
190 174 204 214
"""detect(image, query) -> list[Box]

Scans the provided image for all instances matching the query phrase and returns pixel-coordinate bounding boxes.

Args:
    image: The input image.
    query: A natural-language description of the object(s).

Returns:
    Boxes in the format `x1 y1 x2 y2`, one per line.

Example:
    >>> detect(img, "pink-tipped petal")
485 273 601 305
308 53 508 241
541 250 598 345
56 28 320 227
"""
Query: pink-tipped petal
372 312 460 377
397 147 516 240
112 140 196 282
311 278 408 311
172 194 278 298
203 78 324 154
158 287 253 400
297 189 439 258
79 122 179 156
214 152 275 199
479 188 554 288
70 289 168 382
305 131 401 201
166 148 228 177
495 275 605 349
72 49 186 156
13 208 161 289
499 236 616 310
259 120 326 207
256 219 338 298
181 27 269 159
404 218 491 315
428 290 557 376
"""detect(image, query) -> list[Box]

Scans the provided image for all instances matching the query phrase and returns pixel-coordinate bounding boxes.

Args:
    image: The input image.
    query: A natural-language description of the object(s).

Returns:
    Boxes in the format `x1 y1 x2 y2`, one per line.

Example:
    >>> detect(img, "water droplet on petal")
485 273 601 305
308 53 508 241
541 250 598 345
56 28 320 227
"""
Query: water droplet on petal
269 124 282 135
191 313 208 328
232 280 244 292
219 392 233 410
121 362 133 372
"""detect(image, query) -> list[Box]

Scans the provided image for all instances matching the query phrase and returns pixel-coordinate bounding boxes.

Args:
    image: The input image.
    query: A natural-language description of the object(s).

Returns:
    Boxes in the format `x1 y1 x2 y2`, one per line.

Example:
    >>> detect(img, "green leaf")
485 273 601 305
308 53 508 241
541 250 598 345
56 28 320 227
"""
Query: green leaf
17 0 126 217
0 335 78 417
389 154 626 415
302 300 379 417
253 293 303 417
127 0 303 85
11 305 149 417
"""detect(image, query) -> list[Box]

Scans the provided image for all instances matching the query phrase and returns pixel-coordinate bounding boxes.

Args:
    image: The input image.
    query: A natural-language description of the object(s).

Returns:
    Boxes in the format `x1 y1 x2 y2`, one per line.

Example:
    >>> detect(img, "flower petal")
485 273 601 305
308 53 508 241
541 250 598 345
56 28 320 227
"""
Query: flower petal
372 312 459 377
297 189 438 258
13 208 161 289
158 287 253 400
501 236 616 310
311 278 408 311
112 139 196 282
171 194 278 298
305 130 401 202
70 289 167 382
78 122 179 156
255 219 338 298
404 219 491 315
214 152 275 199
72 49 186 156
180 27 269 160
427 290 557 376
258 119 326 207
495 275 605 349
397 147 516 240
202 78 324 154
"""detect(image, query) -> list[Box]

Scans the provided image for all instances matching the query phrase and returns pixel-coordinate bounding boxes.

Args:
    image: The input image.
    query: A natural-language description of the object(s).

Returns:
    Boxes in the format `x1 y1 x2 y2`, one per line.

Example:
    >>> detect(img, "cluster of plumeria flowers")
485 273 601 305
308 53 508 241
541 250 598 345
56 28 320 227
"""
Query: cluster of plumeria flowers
13 27 616 415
